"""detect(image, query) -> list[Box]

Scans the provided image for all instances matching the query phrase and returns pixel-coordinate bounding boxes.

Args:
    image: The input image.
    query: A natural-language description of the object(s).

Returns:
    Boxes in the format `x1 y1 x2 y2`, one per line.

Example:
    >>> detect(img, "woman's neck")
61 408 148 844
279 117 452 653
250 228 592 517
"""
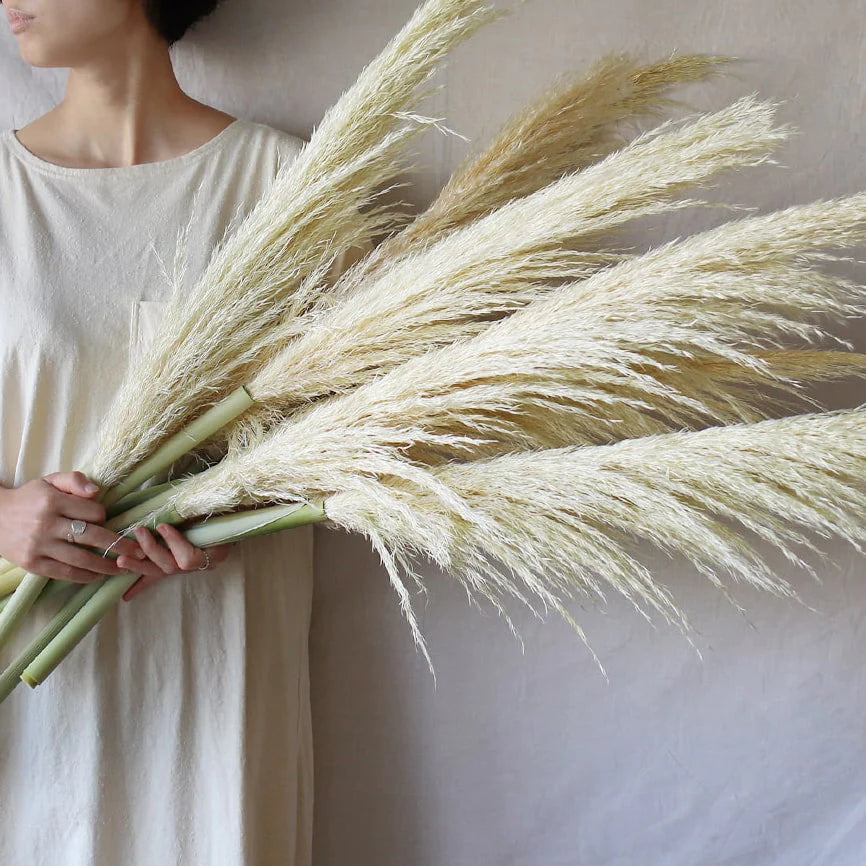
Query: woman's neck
17 28 234 169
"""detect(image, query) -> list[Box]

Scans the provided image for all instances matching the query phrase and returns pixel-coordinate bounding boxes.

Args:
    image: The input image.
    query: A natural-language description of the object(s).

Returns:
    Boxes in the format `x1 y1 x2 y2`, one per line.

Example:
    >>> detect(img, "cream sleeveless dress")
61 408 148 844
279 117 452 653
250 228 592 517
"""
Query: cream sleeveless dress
0 119 318 865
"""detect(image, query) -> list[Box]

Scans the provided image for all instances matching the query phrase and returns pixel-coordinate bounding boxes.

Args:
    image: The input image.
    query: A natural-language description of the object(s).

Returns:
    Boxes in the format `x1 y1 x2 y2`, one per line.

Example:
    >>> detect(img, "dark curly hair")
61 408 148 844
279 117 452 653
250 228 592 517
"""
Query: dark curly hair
143 0 227 46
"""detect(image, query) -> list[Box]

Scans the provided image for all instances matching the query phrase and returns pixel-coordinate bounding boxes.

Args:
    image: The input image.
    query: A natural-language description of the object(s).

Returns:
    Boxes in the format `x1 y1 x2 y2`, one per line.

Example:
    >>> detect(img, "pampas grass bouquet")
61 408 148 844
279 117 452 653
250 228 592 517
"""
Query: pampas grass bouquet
2 0 866 699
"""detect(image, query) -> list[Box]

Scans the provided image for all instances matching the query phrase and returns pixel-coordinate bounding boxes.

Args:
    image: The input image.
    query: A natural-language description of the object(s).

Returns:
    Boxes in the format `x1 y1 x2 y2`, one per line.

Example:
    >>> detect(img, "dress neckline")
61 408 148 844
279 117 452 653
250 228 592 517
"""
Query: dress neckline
3 118 242 178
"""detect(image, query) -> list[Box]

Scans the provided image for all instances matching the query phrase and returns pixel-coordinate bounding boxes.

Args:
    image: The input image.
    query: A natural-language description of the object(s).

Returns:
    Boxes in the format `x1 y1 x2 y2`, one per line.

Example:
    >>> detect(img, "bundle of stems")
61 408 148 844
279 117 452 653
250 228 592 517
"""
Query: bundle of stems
12 185 866 686
3 5 866 694
0 46 761 624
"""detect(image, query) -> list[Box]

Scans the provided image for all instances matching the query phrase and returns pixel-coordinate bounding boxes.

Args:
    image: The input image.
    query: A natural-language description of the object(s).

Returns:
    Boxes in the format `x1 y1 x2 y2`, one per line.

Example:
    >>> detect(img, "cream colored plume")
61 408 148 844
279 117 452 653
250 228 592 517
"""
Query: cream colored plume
215 186 866 469
138 194 866 525
161 186 866 506
87 0 507 489
63 189 866 675
634 348 866 427
209 94 789 458
323 406 866 675
345 50 738 289
130 187 866 527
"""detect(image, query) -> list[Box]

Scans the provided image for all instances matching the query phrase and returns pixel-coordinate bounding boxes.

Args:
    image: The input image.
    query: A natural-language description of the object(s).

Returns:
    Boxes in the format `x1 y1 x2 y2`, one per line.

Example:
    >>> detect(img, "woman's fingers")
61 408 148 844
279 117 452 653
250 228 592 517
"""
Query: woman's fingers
118 527 187 602
52 487 107 525
130 526 177 573
120 528 236 602
206 542 235 567
154 524 206 571
117 547 171 578
1 472 145 582
88 528 146 561
45 540 128 577
42 471 101 498
42 471 107 525
27 555 112 584
155 526 235 572
49 516 145 561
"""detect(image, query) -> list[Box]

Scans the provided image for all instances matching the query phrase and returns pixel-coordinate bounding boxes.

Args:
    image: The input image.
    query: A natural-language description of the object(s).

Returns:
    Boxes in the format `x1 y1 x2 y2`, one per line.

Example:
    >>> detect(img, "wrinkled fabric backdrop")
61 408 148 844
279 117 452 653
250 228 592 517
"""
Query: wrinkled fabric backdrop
3 1 866 864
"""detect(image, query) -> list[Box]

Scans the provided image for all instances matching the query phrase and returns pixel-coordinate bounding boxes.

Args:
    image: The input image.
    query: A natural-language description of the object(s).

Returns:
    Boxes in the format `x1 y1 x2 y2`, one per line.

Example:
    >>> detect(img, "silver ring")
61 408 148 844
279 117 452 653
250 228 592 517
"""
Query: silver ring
67 519 87 544
198 548 211 571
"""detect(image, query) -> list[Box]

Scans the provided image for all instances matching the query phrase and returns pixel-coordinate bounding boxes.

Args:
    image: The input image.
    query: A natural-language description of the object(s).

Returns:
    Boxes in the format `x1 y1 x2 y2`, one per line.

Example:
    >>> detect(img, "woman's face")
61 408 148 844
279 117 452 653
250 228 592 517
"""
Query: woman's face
2 0 147 68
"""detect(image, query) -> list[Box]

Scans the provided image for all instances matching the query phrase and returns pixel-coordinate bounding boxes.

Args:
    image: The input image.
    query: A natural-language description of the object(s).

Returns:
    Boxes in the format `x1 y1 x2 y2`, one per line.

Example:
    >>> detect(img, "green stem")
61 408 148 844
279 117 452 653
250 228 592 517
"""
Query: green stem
0 566 26 597
0 552 120 650
37 579 70 603
106 462 211 519
0 575 68 615
21 501 327 688
100 386 254 508
0 574 49 647
0 582 96 703
106 486 183 533
106 480 177 518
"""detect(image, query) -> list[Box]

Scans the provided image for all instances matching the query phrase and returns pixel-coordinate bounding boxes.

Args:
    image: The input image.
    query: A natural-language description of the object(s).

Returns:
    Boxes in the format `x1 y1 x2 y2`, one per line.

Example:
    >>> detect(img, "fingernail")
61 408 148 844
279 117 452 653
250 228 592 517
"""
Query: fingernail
85 482 99 493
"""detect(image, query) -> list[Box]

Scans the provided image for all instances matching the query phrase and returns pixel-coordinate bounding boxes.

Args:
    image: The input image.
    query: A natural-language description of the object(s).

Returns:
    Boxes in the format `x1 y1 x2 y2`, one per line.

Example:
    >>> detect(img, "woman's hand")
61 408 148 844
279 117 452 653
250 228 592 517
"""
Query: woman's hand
0 471 146 583
119 524 235 602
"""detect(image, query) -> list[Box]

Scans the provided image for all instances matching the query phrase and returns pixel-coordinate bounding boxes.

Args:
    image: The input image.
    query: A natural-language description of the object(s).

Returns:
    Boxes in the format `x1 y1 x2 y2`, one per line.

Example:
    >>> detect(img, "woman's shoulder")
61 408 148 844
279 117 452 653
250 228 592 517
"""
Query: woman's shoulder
233 118 308 161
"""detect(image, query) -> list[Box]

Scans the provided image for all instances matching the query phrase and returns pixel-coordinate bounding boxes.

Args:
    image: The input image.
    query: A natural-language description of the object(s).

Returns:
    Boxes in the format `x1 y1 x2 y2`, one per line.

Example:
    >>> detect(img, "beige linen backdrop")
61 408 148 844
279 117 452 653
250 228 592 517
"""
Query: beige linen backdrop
3 1 866 863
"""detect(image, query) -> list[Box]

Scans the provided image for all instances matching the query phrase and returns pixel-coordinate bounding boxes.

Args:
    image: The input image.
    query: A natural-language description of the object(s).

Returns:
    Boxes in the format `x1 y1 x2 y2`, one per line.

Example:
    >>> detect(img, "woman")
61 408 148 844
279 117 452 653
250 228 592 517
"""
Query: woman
0 1 322 862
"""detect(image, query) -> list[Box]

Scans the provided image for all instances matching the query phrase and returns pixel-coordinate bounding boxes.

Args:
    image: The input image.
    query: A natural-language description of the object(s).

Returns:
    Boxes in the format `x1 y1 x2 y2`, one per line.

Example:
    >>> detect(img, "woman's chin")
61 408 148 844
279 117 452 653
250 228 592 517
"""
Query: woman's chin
16 40 81 70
